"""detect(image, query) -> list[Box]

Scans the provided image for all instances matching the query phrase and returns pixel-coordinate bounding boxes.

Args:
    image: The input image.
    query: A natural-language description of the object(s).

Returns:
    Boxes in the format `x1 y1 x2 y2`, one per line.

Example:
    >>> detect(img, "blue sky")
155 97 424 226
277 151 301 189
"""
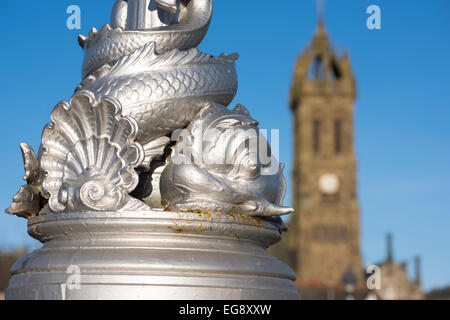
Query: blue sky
0 1 449 291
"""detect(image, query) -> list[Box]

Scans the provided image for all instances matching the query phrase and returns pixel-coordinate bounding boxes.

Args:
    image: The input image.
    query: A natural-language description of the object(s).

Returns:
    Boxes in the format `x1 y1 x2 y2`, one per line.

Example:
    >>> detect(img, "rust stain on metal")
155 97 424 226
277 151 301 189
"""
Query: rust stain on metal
228 212 265 226
168 221 209 234
165 209 266 234
168 221 182 233
167 208 213 219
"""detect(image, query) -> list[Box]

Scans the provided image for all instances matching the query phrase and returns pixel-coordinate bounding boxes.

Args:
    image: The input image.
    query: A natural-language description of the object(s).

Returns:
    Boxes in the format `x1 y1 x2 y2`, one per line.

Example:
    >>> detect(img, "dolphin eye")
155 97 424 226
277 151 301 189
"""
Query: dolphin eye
235 152 261 179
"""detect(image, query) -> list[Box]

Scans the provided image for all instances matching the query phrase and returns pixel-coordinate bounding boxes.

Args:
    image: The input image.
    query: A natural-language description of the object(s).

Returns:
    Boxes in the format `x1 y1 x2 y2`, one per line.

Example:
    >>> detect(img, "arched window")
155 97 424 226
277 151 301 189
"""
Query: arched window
308 56 326 80
313 120 320 154
334 119 342 154
329 60 342 91
329 60 342 80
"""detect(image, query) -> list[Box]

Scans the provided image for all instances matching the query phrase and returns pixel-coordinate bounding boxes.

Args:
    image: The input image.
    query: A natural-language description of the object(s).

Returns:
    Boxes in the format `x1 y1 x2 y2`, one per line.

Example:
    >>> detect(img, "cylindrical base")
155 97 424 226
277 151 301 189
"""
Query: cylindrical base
6 210 299 300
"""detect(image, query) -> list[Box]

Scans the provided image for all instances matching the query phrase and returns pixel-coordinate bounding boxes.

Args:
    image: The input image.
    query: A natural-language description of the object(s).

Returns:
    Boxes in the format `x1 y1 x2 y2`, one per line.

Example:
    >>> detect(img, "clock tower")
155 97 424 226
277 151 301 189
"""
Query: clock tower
288 20 362 292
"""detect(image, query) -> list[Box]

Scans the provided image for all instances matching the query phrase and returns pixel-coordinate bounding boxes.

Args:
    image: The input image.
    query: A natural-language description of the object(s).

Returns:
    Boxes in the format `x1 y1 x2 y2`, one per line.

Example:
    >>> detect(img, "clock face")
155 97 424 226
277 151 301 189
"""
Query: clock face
319 173 340 194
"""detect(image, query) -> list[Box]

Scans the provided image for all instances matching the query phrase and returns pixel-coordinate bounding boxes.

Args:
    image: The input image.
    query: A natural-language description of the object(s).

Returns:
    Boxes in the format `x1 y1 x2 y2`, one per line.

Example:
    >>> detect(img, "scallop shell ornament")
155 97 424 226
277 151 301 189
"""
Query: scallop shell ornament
40 92 145 213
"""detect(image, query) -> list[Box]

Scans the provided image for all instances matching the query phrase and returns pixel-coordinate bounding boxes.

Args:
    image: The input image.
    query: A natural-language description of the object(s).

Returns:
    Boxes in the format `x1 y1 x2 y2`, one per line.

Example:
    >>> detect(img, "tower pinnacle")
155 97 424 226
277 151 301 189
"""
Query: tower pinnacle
317 0 325 25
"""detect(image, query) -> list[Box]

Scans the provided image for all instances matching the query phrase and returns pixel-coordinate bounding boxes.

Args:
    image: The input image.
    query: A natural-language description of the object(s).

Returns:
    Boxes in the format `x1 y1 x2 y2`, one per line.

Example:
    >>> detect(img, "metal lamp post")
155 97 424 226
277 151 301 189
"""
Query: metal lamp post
5 0 299 300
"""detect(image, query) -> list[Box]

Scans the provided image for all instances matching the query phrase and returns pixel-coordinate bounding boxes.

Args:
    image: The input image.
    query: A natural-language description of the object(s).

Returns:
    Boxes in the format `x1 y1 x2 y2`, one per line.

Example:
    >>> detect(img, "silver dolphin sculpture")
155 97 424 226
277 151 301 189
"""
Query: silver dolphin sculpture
79 0 213 78
78 42 238 168
160 103 294 217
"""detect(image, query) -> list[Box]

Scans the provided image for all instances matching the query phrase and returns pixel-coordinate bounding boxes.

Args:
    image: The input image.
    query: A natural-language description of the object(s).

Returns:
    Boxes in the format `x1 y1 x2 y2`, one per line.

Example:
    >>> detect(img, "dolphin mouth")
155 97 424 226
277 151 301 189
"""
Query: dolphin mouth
108 0 212 31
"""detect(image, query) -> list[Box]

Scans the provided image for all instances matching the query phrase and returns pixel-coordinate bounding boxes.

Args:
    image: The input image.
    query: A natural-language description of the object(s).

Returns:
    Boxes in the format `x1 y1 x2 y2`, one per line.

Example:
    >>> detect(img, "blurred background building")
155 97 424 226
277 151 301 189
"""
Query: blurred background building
268 19 425 300
0 248 26 300
374 234 423 300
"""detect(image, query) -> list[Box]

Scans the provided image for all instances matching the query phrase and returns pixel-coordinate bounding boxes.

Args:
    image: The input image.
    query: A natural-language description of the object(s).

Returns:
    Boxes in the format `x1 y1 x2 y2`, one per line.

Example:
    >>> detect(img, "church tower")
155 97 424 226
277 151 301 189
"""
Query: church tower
288 20 362 292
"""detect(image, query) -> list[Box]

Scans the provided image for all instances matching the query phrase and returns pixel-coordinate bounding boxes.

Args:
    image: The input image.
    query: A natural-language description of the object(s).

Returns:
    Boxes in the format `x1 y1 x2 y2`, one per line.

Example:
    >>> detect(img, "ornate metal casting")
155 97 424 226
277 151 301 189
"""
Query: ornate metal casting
5 0 298 300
